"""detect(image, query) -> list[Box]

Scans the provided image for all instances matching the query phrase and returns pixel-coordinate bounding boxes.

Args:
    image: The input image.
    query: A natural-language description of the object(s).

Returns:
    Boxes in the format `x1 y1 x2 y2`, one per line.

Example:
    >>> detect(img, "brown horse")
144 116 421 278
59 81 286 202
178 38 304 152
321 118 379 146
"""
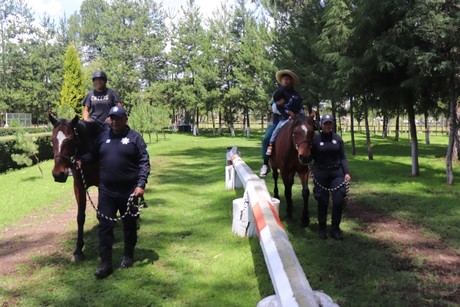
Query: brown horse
49 113 100 262
270 114 315 226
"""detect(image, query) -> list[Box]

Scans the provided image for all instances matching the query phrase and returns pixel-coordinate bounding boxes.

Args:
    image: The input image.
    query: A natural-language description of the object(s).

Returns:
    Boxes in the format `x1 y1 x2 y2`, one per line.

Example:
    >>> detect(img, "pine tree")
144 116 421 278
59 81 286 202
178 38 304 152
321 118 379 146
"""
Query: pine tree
59 44 85 117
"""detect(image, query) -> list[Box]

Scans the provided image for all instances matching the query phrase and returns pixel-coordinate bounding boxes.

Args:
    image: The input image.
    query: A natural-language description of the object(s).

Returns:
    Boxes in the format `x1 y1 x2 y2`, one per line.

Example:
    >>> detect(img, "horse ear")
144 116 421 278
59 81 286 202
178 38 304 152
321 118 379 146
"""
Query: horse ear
49 112 58 126
71 115 80 127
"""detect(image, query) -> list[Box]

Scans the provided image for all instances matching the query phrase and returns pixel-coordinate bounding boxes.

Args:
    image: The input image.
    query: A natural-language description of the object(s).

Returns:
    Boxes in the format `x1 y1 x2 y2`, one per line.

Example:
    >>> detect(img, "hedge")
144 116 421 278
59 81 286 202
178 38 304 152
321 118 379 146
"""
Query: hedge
0 135 54 173
0 126 51 137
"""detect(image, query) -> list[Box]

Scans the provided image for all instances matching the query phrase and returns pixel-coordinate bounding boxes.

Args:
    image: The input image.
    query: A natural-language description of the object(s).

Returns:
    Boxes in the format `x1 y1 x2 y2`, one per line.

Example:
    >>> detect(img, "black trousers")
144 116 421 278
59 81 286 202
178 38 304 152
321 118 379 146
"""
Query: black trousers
313 168 347 230
98 183 138 259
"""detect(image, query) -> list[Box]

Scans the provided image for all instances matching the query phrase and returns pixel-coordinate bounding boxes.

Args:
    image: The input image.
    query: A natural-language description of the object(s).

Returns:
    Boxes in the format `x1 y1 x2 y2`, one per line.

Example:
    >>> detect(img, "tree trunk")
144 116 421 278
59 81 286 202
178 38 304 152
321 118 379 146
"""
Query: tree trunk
364 103 373 160
332 100 337 134
245 107 250 139
229 125 235 137
193 107 199 136
382 112 388 139
446 87 457 184
211 110 216 136
453 100 460 161
172 108 177 132
350 96 356 155
424 110 430 145
218 110 223 136
395 109 400 141
407 104 420 176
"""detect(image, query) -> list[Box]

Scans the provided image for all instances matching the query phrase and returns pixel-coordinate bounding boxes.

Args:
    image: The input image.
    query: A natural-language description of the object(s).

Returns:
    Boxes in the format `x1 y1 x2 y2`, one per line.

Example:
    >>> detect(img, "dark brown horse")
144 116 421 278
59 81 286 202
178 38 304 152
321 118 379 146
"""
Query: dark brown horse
270 114 315 226
49 113 100 262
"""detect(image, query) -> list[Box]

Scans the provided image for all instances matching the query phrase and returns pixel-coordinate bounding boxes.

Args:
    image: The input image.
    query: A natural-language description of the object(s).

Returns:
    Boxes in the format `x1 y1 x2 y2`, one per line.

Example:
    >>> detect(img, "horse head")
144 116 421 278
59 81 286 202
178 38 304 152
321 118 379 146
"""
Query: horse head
292 114 315 165
49 113 79 183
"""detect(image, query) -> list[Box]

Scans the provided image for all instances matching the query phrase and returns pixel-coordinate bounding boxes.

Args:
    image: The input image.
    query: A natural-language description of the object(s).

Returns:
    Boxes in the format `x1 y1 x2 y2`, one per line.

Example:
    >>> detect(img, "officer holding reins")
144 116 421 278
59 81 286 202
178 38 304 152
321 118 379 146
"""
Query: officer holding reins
79 105 150 278
312 114 351 240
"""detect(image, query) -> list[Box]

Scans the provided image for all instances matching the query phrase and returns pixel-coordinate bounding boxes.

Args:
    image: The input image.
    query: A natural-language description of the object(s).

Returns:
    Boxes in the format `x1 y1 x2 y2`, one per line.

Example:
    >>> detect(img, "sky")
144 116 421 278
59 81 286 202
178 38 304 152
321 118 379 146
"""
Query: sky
25 0 226 22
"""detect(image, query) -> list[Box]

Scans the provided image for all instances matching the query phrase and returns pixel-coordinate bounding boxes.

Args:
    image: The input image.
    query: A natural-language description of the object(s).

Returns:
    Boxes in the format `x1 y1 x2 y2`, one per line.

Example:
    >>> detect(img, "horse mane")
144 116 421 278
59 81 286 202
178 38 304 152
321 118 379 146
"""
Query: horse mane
293 113 314 127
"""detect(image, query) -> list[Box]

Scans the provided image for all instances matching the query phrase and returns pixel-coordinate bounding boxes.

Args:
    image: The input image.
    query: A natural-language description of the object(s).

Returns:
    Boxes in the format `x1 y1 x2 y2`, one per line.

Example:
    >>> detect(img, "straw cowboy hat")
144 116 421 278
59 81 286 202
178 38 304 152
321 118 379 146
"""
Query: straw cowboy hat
275 69 299 85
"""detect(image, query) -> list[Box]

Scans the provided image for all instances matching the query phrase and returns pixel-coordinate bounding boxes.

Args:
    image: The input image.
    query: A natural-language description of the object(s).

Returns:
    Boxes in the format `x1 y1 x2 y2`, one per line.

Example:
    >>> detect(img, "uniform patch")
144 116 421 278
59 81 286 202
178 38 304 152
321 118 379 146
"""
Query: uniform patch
121 137 130 145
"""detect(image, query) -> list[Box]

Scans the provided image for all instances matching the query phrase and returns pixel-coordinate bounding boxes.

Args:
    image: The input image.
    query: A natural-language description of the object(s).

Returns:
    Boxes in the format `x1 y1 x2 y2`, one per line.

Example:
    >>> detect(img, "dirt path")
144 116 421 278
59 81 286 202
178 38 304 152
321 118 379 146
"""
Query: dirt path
346 200 460 303
0 190 98 276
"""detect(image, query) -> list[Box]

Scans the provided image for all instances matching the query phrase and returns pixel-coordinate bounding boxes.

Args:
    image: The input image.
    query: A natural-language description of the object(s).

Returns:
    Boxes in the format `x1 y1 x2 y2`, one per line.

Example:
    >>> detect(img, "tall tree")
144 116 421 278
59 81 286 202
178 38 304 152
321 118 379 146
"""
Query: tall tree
59 44 85 117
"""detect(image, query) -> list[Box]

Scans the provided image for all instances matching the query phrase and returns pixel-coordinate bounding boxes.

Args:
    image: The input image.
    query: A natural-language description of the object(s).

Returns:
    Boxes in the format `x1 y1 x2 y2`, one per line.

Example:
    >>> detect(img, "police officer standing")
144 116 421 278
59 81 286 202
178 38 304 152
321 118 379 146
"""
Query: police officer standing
312 114 351 240
82 70 122 131
79 105 150 278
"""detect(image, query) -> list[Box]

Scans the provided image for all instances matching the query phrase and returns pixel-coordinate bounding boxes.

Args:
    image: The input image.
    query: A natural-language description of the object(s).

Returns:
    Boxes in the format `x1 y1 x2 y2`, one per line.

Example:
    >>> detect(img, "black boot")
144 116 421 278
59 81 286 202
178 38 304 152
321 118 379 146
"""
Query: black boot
330 227 343 240
120 256 134 268
95 248 113 279
318 222 327 240
95 261 113 278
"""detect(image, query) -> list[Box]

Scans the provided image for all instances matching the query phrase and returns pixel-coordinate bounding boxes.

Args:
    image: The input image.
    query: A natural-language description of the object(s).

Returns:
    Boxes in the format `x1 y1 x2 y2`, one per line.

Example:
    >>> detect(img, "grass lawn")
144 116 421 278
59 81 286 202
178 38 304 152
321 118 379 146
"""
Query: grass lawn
0 130 459 306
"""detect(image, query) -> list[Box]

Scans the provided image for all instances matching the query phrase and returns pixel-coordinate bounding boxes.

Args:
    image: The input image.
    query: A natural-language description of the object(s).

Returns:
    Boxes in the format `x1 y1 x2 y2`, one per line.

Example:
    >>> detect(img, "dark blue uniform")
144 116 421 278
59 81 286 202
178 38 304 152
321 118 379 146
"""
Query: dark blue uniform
312 132 349 236
82 126 150 259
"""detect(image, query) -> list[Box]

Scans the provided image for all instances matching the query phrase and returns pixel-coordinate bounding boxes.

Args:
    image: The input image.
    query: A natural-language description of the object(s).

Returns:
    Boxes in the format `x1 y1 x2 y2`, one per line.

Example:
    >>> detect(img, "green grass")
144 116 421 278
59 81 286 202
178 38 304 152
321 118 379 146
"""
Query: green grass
0 161 74 230
0 131 459 306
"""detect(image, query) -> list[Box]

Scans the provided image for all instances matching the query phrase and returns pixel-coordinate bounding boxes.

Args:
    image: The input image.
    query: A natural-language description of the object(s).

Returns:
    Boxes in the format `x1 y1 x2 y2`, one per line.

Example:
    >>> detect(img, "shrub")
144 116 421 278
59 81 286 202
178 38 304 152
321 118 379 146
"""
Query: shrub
0 135 53 173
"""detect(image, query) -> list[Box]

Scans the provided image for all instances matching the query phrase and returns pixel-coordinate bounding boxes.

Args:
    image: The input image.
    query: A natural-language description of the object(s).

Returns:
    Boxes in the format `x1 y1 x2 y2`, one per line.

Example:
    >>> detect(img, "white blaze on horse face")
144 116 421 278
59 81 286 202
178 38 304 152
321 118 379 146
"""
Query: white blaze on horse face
301 124 309 136
56 131 67 153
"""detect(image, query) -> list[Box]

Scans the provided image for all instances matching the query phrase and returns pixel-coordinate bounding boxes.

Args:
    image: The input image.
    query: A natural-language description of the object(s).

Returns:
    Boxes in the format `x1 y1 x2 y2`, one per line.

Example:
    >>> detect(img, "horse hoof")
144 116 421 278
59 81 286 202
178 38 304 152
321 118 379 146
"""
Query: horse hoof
71 253 86 263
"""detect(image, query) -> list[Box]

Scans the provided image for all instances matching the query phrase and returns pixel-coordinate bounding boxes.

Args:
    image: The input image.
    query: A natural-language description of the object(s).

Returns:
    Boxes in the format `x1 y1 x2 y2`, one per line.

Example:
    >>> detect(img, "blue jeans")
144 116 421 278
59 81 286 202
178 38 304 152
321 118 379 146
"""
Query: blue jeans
262 124 276 161
269 118 289 144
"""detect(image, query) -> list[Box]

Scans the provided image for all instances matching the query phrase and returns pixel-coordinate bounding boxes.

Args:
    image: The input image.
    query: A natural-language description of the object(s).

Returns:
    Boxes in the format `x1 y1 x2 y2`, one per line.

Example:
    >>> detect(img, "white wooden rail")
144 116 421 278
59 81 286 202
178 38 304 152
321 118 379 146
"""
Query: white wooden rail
225 146 338 307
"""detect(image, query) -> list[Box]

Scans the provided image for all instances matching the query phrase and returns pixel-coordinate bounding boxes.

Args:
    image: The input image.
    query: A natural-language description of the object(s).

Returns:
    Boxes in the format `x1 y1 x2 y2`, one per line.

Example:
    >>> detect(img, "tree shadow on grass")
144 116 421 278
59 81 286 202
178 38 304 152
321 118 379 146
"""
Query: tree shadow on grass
19 175 43 182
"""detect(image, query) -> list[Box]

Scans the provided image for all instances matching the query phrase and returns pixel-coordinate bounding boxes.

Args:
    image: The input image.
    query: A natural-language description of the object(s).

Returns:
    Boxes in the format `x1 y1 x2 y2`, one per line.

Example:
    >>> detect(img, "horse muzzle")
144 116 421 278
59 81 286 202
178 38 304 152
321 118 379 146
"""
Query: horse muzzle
53 171 69 183
298 154 313 165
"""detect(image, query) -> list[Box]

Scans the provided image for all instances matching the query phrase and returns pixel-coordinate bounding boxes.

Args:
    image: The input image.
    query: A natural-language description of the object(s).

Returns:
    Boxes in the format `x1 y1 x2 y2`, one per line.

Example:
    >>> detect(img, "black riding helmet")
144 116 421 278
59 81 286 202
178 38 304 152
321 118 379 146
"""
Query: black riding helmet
92 70 107 82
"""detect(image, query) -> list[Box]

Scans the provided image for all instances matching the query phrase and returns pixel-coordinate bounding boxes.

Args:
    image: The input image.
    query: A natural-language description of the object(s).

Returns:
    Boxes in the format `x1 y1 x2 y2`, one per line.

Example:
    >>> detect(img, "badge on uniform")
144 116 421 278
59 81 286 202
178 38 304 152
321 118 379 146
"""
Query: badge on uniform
332 140 337 144
106 139 111 143
121 137 130 145
320 142 324 146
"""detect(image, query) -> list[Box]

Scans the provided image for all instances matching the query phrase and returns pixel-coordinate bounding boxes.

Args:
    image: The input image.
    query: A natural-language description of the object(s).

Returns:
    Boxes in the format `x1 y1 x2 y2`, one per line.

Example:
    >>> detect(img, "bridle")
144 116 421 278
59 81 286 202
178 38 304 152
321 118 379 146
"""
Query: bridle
53 121 80 165
292 123 313 151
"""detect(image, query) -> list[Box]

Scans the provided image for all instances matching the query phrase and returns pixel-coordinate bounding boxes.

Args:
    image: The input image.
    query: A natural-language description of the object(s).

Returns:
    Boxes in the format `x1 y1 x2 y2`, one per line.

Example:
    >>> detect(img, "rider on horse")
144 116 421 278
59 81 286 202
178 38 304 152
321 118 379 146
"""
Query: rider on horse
260 69 309 177
265 89 295 156
82 70 122 133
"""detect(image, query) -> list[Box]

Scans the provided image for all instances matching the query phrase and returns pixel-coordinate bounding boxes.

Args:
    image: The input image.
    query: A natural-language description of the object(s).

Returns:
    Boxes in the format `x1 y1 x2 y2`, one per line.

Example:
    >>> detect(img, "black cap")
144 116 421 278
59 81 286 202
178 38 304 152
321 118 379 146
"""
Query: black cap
108 106 127 118
92 70 107 82
321 114 334 124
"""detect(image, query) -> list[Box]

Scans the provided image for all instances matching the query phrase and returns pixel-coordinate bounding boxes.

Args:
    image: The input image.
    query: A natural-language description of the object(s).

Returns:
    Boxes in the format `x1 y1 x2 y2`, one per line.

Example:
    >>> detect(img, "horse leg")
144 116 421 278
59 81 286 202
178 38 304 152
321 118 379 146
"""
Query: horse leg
299 172 310 227
281 171 295 219
72 181 86 262
273 168 280 200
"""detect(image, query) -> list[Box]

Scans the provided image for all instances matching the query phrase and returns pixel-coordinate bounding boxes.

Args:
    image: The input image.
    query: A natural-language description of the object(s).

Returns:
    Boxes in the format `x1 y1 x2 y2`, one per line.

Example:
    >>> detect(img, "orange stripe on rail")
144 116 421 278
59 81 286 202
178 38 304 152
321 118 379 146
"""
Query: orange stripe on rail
268 201 284 230
252 202 267 234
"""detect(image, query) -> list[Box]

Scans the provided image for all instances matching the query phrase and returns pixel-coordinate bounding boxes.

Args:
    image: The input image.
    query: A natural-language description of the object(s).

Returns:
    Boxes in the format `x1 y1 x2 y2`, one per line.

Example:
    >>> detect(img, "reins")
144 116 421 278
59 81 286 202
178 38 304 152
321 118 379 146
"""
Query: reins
74 160 145 222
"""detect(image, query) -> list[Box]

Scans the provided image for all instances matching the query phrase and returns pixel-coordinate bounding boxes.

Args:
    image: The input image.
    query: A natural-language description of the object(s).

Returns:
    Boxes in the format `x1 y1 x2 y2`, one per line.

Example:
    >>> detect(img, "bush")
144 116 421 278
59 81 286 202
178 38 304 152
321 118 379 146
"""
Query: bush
0 126 51 137
0 135 53 173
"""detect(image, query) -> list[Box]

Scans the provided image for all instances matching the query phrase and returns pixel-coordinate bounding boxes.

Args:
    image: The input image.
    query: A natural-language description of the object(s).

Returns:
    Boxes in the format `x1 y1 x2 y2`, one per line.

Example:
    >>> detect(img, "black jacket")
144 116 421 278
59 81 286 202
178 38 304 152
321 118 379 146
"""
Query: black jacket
82 126 150 188
312 132 349 174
